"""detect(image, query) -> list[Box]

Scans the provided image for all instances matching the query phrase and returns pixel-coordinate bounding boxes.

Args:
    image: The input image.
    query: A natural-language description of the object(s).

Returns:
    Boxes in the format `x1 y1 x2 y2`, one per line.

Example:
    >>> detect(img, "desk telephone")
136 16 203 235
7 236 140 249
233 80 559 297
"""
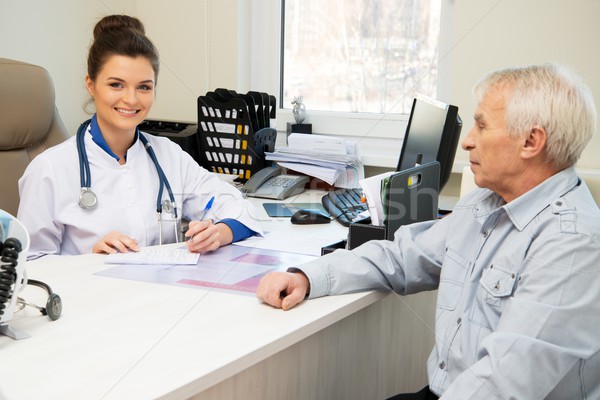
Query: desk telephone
241 166 309 200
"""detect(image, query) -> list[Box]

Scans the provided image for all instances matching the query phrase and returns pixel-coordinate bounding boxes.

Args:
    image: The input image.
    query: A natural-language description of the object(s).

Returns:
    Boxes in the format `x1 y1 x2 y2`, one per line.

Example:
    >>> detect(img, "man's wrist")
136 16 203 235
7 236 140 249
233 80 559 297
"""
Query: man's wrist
288 268 310 297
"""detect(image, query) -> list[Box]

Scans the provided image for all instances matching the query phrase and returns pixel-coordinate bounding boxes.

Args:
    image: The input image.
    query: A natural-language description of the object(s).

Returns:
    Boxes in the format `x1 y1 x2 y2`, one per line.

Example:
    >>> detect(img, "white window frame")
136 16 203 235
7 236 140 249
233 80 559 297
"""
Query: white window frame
246 0 455 169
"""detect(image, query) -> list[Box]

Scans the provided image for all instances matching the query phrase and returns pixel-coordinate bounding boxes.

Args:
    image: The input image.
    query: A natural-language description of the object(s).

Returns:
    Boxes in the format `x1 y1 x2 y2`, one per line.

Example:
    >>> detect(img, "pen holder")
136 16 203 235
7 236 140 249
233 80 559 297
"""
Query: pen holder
320 222 388 256
320 240 346 256
347 223 387 249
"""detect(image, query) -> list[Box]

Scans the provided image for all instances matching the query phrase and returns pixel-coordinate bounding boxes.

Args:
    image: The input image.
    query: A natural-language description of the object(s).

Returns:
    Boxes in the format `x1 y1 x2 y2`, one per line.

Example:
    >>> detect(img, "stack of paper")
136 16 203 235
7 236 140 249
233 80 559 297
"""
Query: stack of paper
266 134 364 187
105 246 200 265
358 171 395 225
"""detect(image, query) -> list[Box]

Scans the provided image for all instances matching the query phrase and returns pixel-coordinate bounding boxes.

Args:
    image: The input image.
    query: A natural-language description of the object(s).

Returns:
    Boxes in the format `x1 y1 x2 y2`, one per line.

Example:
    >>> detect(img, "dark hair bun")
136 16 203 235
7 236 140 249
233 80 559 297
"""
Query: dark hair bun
93 15 145 40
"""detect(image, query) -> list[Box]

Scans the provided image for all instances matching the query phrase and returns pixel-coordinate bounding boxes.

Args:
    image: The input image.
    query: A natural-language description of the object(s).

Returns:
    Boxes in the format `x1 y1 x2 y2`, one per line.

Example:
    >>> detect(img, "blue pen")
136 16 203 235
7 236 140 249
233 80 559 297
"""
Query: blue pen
189 196 215 242
199 196 215 220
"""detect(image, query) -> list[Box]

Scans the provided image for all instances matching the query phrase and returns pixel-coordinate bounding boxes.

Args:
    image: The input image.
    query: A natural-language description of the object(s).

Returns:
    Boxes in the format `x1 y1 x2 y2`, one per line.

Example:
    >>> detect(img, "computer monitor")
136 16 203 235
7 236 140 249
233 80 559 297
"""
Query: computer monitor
396 95 462 191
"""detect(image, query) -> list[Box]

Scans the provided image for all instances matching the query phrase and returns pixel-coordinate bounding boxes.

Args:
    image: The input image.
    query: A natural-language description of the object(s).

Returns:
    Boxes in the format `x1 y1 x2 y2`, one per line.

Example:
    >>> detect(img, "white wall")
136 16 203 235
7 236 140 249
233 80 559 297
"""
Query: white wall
138 0 240 124
0 0 238 134
439 0 600 173
0 0 137 135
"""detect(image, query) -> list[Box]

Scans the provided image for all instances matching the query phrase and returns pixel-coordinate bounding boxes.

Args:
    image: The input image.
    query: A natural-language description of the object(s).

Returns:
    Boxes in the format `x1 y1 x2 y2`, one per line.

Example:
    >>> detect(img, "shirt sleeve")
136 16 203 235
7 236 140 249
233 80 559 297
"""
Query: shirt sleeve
176 146 264 237
295 217 448 299
17 156 63 259
218 218 256 242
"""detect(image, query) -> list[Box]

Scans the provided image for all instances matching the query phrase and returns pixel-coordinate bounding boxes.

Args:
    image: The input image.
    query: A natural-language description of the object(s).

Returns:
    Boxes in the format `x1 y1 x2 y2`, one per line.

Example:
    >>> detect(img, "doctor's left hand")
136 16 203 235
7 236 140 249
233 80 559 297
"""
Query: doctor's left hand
185 220 233 253
92 231 140 254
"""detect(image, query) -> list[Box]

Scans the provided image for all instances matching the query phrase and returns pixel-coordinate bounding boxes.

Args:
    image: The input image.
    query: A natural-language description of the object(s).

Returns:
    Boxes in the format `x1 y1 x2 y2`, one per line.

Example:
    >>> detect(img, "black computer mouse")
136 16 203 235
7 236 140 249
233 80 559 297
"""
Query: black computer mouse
290 209 332 225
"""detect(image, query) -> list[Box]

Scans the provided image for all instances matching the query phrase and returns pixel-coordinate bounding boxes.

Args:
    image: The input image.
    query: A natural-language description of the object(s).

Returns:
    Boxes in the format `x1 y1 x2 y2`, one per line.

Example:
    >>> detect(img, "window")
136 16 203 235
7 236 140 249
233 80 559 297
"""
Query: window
282 0 441 115
248 1 449 168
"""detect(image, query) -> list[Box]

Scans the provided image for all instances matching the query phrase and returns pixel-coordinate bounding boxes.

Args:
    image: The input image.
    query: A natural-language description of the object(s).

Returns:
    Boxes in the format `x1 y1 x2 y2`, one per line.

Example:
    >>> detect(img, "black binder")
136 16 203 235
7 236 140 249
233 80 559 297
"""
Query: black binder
321 161 440 254
381 161 440 236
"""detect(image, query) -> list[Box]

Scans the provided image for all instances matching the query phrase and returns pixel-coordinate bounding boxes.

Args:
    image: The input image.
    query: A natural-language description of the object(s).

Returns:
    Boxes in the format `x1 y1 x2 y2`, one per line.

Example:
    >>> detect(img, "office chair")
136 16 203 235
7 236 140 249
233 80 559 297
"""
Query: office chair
0 58 70 216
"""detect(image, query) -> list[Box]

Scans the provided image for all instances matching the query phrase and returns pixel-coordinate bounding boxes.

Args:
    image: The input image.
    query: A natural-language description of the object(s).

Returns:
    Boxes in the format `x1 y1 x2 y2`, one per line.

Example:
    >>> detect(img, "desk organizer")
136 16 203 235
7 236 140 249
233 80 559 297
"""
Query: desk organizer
321 162 440 255
197 90 277 182
321 222 387 255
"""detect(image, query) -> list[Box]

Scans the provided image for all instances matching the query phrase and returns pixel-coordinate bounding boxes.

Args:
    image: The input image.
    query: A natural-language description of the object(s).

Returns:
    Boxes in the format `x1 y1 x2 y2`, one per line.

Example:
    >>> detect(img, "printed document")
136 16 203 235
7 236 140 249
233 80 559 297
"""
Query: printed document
105 246 200 265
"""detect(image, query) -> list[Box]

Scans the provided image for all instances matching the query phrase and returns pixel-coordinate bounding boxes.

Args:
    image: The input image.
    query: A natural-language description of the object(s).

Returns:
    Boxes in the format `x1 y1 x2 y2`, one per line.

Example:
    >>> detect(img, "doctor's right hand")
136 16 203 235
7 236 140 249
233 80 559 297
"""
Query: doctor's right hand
92 231 140 254
256 271 310 311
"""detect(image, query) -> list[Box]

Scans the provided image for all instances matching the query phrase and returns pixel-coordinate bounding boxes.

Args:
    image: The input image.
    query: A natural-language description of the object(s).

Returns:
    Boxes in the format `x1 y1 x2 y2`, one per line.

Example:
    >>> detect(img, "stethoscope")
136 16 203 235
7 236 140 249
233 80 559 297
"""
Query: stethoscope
76 118 180 244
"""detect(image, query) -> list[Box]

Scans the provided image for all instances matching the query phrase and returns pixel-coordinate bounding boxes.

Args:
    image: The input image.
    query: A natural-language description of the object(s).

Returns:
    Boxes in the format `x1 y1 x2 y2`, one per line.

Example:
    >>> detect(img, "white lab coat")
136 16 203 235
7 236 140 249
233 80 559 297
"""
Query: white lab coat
17 127 264 258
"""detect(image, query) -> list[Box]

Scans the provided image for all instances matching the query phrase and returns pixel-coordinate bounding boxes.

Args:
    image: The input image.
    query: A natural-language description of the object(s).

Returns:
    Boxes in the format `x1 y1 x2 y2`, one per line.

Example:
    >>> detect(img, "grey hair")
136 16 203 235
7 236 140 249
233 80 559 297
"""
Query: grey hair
473 63 597 170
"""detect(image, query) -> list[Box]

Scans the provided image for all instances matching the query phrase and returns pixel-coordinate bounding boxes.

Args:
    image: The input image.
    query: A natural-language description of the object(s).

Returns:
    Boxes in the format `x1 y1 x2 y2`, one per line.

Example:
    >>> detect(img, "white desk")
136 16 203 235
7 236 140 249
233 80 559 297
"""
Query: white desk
0 190 436 400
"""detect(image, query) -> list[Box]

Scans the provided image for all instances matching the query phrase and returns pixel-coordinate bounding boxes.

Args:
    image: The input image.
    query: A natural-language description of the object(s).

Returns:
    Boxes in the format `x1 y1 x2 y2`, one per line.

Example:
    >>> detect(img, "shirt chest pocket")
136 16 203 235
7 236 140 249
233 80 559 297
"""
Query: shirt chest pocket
436 247 470 311
470 264 518 329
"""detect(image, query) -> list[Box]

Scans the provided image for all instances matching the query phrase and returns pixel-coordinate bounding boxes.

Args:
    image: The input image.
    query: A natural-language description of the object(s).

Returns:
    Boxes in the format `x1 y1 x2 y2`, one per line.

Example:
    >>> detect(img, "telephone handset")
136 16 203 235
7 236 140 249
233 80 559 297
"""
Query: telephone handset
241 166 309 200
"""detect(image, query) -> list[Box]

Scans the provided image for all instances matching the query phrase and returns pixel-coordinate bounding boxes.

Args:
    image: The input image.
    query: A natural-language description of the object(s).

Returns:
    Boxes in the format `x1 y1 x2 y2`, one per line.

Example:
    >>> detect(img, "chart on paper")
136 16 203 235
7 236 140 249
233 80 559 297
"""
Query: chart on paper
97 245 317 295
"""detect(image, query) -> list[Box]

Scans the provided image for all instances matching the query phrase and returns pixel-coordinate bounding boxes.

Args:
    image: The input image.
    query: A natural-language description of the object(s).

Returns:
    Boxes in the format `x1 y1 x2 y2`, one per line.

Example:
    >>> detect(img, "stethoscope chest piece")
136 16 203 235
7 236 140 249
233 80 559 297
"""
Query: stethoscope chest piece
79 187 98 209
45 293 62 321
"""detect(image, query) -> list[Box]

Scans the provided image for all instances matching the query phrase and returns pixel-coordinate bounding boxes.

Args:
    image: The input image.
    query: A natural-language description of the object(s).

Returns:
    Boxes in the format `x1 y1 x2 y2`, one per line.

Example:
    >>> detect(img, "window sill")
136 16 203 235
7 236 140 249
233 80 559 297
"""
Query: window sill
275 108 408 169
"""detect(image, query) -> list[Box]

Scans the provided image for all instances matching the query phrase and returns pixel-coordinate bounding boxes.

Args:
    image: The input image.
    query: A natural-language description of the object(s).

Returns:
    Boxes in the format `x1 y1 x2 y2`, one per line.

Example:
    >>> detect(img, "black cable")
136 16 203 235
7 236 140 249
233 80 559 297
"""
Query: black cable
0 238 22 316
0 238 62 321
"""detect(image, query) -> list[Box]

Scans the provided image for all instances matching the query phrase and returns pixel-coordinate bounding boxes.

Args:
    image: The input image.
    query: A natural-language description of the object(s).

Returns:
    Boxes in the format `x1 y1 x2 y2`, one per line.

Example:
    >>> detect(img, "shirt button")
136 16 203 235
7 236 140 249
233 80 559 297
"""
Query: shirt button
439 361 445 369
457 317 462 324
482 229 489 237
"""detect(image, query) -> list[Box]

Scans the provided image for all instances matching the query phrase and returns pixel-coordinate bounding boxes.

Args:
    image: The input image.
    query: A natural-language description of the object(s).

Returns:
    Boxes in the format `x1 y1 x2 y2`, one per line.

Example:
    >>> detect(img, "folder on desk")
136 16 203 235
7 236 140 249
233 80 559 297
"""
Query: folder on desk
324 162 441 253
381 161 440 236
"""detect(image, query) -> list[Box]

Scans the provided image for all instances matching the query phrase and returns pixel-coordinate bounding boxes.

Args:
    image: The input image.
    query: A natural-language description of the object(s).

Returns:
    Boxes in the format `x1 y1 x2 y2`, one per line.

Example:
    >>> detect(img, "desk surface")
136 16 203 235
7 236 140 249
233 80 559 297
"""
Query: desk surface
0 190 392 400
247 189 349 255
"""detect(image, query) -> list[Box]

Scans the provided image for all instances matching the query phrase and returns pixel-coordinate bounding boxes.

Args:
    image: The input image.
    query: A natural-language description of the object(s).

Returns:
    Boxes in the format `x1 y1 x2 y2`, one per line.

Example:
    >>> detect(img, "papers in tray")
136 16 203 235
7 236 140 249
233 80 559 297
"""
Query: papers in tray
265 137 364 187
287 133 347 155
358 171 395 225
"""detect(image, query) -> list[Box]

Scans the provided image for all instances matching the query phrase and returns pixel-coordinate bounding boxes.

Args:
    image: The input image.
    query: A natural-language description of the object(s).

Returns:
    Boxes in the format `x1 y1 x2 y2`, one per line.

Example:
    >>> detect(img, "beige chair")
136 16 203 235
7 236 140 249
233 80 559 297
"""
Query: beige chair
0 58 70 216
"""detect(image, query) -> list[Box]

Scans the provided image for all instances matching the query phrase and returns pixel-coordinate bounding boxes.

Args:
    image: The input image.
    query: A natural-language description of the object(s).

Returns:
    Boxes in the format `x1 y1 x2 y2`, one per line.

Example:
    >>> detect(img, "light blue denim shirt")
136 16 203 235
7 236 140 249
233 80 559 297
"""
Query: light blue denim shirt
295 167 600 399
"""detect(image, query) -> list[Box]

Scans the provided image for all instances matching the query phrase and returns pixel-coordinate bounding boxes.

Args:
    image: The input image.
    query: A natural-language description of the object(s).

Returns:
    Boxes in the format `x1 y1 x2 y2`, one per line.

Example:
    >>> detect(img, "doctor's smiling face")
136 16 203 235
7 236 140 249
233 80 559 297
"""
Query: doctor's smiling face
85 55 155 140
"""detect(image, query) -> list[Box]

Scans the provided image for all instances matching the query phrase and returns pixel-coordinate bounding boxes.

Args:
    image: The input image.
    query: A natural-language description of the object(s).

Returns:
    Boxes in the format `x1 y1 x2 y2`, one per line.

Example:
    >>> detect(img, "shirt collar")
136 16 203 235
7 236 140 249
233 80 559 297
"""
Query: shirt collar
89 114 139 162
501 167 580 231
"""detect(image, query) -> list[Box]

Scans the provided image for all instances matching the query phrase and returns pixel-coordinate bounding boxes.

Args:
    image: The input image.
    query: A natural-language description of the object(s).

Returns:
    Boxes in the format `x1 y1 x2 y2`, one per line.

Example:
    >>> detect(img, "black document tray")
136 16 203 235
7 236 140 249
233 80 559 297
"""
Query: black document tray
382 161 440 236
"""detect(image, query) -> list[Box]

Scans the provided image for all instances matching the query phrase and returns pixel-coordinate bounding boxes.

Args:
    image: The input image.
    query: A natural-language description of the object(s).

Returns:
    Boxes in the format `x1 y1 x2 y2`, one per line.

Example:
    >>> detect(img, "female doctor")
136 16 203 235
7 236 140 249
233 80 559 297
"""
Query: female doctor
17 15 263 259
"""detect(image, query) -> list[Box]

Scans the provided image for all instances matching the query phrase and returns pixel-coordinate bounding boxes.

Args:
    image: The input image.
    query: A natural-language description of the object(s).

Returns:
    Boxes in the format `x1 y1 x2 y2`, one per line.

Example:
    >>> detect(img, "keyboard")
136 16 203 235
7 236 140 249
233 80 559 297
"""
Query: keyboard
321 187 371 227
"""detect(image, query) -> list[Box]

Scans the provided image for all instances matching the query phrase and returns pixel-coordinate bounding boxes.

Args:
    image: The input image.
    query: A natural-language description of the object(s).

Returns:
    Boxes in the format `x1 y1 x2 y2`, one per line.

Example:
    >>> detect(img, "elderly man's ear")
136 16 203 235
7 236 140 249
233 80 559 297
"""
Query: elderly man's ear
520 126 547 160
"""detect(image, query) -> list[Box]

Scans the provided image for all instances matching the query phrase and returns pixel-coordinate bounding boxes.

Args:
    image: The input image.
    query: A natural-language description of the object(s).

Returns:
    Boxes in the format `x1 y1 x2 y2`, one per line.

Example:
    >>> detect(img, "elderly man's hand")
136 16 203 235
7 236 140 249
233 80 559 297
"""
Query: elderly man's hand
256 271 310 310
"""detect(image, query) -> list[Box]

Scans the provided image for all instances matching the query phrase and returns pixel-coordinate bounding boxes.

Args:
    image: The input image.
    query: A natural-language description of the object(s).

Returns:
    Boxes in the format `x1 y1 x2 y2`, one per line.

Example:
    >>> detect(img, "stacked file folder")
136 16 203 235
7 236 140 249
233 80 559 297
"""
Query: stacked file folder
265 134 364 188
197 88 277 182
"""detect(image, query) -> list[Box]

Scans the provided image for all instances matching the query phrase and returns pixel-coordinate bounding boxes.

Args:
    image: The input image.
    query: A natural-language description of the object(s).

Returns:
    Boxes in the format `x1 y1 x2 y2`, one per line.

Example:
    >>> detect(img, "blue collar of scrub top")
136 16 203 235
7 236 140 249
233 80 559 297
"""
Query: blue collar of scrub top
89 114 139 163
